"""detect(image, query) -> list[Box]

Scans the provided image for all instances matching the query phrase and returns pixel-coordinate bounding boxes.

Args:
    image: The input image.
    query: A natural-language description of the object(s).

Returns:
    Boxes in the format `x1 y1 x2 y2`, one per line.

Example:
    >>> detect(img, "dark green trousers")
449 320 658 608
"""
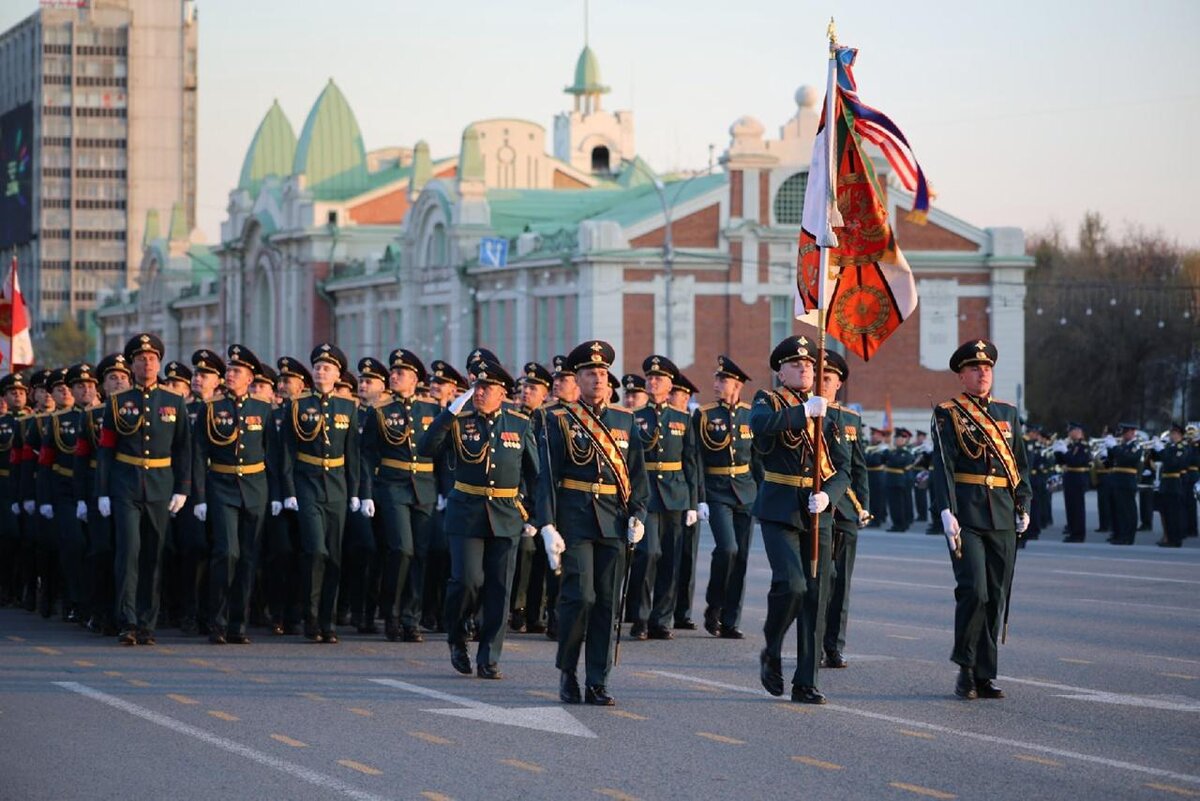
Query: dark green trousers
760 519 832 688
950 526 1015 680
556 537 626 687
444 535 517 668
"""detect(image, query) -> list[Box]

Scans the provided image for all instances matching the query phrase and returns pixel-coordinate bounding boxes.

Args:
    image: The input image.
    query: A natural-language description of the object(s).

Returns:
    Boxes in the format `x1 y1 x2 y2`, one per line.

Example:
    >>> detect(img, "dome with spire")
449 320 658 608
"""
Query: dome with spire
292 79 369 200
238 100 297 195
565 45 609 96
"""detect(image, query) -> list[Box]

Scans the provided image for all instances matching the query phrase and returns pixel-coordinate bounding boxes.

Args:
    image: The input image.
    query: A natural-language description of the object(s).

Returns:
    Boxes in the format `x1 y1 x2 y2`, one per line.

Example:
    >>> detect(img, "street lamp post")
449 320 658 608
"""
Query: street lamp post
649 178 675 360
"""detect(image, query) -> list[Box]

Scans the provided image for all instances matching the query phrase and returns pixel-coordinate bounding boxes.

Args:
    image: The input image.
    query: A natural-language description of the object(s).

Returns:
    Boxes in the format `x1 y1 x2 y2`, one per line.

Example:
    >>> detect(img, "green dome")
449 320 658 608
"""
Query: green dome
238 100 297 194
293 79 368 200
566 45 609 96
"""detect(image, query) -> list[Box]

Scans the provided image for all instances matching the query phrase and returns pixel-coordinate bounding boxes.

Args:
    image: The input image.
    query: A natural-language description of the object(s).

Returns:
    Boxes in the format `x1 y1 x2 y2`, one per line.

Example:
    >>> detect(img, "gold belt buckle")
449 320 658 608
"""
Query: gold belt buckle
985 475 995 488
485 487 495 499
591 482 601 494
236 466 243 477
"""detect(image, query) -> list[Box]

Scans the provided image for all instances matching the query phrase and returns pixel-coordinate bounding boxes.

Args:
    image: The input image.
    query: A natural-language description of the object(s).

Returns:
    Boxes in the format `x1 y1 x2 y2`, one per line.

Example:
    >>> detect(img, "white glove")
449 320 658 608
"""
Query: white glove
1052 440 1067 454
627 516 645 545
283 496 299 512
697 502 710 522
436 494 447 511
22 500 35 515
193 503 207 522
808 491 829 514
76 500 88 521
270 501 282 517
349 497 360 513
858 508 872 527
10 502 17 516
803 396 827 418
1152 439 1165 452
921 440 934 454
168 494 187 515
941 509 961 551
361 498 375 518
1015 512 1029 534
39 504 53 520
1097 448 1108 460
521 523 536 538
540 524 566 572
1103 435 1117 448
685 509 698 527
449 389 472 415
97 496 111 518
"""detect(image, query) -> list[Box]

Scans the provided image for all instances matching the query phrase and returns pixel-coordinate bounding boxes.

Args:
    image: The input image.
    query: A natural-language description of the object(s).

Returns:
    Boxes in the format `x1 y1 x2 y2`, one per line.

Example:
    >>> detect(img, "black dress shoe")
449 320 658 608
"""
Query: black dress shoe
823 650 848 669
718 625 745 640
545 611 558 640
320 631 339 644
629 622 648 641
402 626 425 643
647 626 674 640
449 643 472 675
559 671 582 704
136 630 156 646
118 629 137 646
476 663 503 680
585 685 615 706
208 631 227 645
337 611 352 627
673 618 697 631
271 622 285 636
527 622 546 634
304 624 322 642
760 649 784 697
955 667 978 700
791 685 827 704
975 678 1005 699
510 609 527 633
385 621 401 642
703 606 720 636
227 632 250 645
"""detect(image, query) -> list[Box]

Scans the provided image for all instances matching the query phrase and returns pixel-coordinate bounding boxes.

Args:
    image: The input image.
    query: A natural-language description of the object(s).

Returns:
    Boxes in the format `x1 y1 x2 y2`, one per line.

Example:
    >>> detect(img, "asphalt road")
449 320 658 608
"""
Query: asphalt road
1 494 1197 801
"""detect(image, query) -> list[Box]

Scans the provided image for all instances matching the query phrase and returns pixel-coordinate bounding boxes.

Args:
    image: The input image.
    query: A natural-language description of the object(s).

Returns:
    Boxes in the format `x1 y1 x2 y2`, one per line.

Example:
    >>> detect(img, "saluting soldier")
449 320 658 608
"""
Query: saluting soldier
96 334 192 645
418 356 539 679
359 349 440 642
816 351 869 668
695 355 757 639
191 345 272 644
265 357 311 635
931 339 1031 700
509 361 553 633
752 335 851 704
0 374 29 607
628 354 698 641
537 340 648 705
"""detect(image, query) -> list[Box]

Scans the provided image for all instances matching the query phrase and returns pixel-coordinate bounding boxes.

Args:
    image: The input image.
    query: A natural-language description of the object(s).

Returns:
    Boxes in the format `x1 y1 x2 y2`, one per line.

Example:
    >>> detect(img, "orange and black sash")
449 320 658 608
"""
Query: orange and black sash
560 400 631 504
947 394 1021 490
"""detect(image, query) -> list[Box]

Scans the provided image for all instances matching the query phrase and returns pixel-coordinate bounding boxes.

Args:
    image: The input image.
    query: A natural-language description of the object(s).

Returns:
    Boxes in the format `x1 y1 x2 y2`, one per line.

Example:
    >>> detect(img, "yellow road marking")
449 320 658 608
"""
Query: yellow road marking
499 758 544 773
1058 658 1092 665
348 707 373 717
187 658 213 667
791 755 843 770
696 732 746 745
886 634 919 641
247 676 271 684
405 659 426 667
214 666 237 674
357 646 379 655
774 702 814 715
689 683 722 694
1160 673 1198 680
270 734 308 748
103 671 122 677
6 635 25 642
156 647 176 654
595 790 641 801
629 671 657 680
504 643 525 652
408 731 453 745
525 690 558 701
898 729 935 740
1146 783 1200 797
608 709 648 720
890 782 956 799
421 793 454 801
337 759 382 776
167 694 199 706
1014 754 1062 767
127 679 151 688
74 660 96 668
298 692 327 702
33 646 62 655
208 710 239 722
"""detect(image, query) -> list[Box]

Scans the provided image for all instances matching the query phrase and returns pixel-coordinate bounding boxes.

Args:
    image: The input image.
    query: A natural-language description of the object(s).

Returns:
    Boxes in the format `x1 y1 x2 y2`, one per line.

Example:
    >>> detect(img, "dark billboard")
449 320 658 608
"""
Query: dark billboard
0 103 34 248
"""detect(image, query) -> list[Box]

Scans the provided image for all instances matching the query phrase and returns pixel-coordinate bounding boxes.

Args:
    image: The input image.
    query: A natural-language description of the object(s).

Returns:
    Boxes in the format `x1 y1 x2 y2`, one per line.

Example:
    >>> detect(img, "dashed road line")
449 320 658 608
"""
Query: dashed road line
102 671 122 677
1015 754 1063 767
247 676 271 684
348 707 373 717
898 729 935 740
1161 673 1198 681
270 734 308 748
208 710 239 722
7 635 26 642
791 755 842 770
887 634 920 641
337 760 382 777
33 646 62 655
889 782 956 799
595 789 641 801
696 731 746 745
608 709 648 720
299 692 328 702
420 793 454 801
499 758 544 773
408 731 453 745
127 679 151 688
1052 570 1200 585
1058 658 1092 665
1146 783 1200 797
167 693 199 706
525 690 558 701
74 659 96 667
774 702 814 715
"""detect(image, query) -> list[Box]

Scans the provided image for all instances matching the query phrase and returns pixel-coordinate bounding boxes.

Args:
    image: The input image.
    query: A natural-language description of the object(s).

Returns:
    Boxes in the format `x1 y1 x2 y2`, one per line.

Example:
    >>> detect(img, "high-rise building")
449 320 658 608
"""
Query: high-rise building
0 0 197 333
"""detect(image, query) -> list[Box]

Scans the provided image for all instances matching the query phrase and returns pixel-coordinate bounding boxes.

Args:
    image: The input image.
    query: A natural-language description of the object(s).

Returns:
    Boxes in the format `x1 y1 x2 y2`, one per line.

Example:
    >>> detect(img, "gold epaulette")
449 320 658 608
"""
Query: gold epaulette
607 405 633 417
991 399 1016 410
550 407 568 417
937 400 956 411
504 408 529 421
737 401 751 410
699 402 719 412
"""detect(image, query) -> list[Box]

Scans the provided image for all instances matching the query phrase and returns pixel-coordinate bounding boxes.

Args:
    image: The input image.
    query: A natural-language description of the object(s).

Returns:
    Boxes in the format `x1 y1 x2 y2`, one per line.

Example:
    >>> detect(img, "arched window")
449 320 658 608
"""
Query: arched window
591 145 610 174
425 222 447 267
773 172 808 225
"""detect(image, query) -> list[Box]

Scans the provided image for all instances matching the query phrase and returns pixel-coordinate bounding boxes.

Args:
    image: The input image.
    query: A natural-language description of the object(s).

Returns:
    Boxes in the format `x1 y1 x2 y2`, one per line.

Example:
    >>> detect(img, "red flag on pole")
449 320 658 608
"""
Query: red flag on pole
0 253 34 373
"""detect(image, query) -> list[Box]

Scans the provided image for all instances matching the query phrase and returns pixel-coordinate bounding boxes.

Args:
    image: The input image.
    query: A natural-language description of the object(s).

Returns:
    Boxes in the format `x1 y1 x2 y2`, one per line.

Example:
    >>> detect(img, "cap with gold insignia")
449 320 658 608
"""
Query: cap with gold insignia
642 354 678 380
311 343 348 372
276 356 313 388
163 360 193 383
551 354 575 378
191 349 225 377
123 332 165 362
29 368 55 391
97 353 130 379
608 373 621 403
521 361 552 389
567 340 615 372
49 367 70 389
621 373 646 393
430 359 469 392
357 356 388 383
0 373 27 395
714 354 751 383
820 349 850 381
253 362 277 387
336 370 358 393
67 363 96 386
387 349 426 382
225 344 261 374
769 335 816 372
472 357 515 392
948 339 998 373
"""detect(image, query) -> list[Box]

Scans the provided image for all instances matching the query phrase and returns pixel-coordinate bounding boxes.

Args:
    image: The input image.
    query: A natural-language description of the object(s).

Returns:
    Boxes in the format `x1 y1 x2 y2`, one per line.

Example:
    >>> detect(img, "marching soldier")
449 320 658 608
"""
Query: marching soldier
0 374 29 608
621 374 647 410
931 339 1031 700
96 333 192 645
192 345 272 644
627 354 698 640
343 356 390 634
279 343 361 643
885 429 915 532
21 368 57 617
537 340 649 705
864 428 889 528
265 356 311 635
1152 424 1190 548
418 356 540 679
695 355 757 639
1101 423 1141 546
509 361 552 633
818 351 870 669
752 334 851 704
670 371 702 630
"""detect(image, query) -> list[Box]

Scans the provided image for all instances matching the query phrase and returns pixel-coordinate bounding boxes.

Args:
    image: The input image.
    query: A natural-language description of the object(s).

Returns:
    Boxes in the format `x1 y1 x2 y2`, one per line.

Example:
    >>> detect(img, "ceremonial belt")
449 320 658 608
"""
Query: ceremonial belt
210 462 265 476
1065 467 1090 473
883 467 906 474
705 464 750 476
645 461 683 472
1111 467 1138 475
52 464 74 478
380 458 434 473
954 472 1010 489
949 395 1021 490
297 453 344 469
1095 468 1111 474
763 470 815 489
867 466 885 471
559 478 618 495
116 453 171 469
453 481 518 499
1161 472 1182 479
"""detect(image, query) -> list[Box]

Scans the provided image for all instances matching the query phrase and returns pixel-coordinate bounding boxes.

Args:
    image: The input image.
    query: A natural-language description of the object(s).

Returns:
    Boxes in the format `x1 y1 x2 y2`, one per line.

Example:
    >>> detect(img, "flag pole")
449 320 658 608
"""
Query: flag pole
5 249 13 378
808 18 839 579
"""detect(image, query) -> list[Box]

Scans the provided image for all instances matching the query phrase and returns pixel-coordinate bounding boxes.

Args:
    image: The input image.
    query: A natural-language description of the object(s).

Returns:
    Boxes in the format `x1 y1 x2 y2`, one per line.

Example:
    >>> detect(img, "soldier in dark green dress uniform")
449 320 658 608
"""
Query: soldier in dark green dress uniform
342 357 389 634
752 335 852 705
864 428 889 527
265 357 311 635
1152 424 1190 548
670 371 702 630
931 339 1031 700
509 361 552 634
97 334 192 645
695 355 757 639
885 429 915 532
0 374 29 607
537 340 649 705
1053 423 1090 541
818 351 870 668
279 344 361 643
1103 423 1142 545
192 345 272 644
21 368 60 617
418 356 540 679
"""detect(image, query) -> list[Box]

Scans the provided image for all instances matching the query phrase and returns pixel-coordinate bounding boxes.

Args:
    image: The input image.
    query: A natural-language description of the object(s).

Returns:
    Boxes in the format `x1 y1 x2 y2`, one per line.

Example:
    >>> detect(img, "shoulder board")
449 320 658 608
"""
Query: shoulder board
737 401 751 410
504 408 529 421
699 402 719 412
606 405 633 417
990 399 1016 410
937 400 957 411
550 408 568 417
543 398 559 408
296 391 313 400
455 409 474 418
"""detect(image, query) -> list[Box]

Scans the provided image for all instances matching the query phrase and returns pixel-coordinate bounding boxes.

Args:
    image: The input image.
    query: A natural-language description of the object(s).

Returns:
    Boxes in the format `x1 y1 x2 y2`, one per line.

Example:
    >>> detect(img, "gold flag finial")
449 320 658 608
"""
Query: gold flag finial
827 17 837 51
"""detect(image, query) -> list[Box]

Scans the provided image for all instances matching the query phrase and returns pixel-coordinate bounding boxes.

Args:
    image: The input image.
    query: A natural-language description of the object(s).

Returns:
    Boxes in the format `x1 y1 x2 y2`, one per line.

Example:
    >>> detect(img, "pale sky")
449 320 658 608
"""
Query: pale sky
4 0 1198 247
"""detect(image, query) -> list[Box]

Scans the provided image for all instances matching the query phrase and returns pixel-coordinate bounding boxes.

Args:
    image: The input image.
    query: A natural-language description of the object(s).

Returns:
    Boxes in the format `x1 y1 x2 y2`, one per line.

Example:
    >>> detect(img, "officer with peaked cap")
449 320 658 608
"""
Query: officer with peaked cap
263 356 310 635
1053 421 1091 542
621 374 647 410
1102 421 1142 545
509 361 553 633
0 373 29 608
668 370 701 630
